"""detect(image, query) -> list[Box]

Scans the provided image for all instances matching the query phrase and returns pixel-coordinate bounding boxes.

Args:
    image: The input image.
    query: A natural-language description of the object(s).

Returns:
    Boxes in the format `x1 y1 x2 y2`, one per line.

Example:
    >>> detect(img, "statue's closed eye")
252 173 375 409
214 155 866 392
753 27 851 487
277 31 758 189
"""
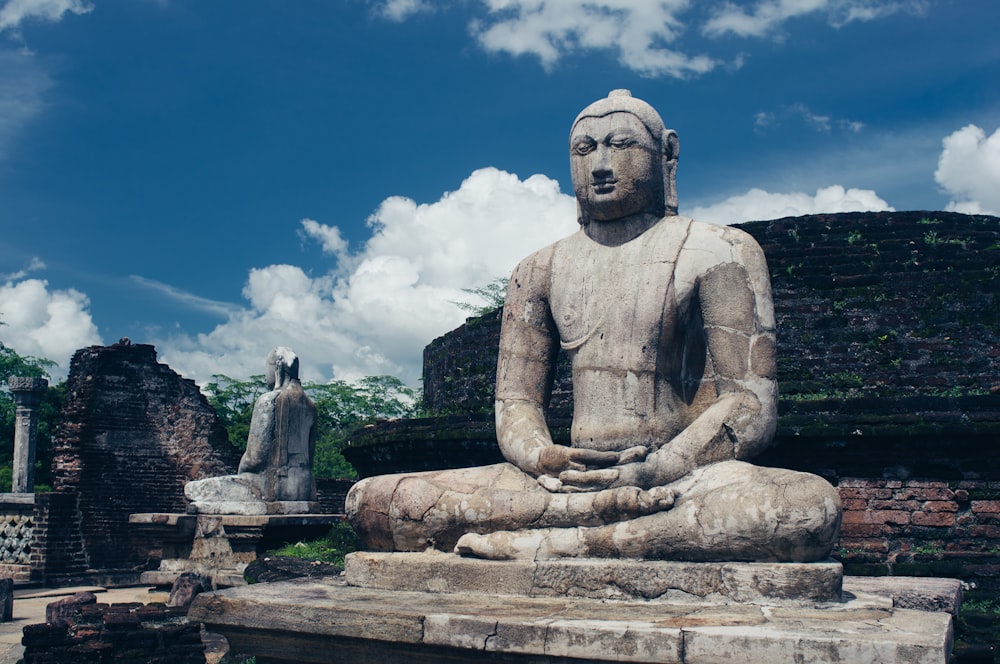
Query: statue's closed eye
572 138 597 155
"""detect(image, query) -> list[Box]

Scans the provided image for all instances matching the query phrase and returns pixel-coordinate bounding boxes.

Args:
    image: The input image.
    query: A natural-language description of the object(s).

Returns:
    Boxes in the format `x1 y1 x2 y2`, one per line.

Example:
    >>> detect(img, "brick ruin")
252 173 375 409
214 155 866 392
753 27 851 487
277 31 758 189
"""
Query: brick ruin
20 599 204 663
33 340 241 585
344 210 1000 596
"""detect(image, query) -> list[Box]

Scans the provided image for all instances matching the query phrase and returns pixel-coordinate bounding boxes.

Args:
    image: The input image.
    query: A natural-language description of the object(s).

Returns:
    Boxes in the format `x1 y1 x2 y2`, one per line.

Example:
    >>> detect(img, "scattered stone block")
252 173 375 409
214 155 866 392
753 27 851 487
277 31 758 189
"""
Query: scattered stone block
168 571 211 609
843 575 963 614
45 591 96 627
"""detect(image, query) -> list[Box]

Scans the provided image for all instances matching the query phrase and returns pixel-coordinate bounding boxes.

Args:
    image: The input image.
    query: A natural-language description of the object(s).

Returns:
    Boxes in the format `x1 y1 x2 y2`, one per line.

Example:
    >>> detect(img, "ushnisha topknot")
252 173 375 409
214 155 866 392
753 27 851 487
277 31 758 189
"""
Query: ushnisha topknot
571 89 666 142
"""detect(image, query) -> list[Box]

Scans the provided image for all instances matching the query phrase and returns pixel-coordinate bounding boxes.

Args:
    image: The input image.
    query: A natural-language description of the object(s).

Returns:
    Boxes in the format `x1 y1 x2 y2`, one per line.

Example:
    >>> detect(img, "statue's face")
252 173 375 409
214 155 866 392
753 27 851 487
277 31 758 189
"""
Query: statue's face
570 112 661 222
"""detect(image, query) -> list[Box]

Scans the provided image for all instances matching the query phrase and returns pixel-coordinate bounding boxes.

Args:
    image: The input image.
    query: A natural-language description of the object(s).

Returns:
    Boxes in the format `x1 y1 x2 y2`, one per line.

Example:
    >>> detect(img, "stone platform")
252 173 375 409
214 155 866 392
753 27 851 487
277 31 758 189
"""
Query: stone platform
346 551 844 605
130 512 344 588
189 553 959 663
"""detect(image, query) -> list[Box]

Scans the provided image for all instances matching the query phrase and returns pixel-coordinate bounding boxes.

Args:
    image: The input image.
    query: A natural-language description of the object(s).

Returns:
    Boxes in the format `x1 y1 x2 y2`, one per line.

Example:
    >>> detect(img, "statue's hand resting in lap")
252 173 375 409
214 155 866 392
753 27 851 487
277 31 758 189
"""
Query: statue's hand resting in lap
536 445 647 493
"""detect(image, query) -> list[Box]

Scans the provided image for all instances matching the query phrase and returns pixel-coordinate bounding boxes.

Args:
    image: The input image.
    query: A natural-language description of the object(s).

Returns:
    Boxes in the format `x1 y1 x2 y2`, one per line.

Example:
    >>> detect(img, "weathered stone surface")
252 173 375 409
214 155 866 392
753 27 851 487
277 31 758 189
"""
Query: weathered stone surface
189 576 954 664
345 551 843 604
186 347 317 515
49 339 239 579
45 590 96 627
131 512 343 588
843 575 962 615
167 571 210 608
347 90 841 565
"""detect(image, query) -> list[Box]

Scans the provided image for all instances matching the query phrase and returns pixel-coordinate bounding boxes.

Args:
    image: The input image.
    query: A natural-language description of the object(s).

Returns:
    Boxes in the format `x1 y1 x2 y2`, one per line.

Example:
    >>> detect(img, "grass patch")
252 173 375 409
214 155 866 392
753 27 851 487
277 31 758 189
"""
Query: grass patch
267 521 361 567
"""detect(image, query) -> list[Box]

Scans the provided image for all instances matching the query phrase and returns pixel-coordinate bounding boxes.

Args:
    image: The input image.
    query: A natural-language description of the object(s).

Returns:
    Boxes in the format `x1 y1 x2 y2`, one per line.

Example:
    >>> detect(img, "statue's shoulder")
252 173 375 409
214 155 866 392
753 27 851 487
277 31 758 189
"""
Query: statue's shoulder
682 217 755 244
681 218 764 255
676 217 769 285
513 228 583 272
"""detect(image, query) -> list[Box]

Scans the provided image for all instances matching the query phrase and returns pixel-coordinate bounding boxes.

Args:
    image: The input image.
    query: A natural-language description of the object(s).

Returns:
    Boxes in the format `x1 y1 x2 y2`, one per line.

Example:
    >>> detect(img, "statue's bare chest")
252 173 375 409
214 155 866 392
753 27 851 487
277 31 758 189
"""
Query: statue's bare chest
548 224 689 363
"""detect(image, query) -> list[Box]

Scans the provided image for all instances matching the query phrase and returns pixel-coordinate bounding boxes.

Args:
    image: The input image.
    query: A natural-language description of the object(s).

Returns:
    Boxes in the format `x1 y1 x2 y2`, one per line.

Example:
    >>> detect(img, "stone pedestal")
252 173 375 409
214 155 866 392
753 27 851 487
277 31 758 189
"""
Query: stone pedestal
7 376 47 494
189 552 959 664
346 551 844 605
130 512 343 588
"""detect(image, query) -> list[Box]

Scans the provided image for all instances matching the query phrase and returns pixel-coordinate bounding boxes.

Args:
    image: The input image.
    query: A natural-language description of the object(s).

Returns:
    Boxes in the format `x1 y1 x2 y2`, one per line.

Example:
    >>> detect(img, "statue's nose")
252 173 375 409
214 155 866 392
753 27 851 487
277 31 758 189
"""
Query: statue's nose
592 145 613 178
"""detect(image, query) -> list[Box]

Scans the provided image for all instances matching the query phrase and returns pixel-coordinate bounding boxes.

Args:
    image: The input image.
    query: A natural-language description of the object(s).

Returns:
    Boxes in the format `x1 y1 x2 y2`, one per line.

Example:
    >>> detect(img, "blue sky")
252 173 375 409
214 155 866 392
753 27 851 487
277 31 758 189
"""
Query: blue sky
0 0 997 386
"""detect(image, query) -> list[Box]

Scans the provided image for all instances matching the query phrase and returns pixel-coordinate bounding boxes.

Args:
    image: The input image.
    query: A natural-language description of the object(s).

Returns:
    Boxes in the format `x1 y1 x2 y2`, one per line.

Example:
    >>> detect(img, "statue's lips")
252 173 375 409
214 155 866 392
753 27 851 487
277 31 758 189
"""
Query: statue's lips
592 180 617 194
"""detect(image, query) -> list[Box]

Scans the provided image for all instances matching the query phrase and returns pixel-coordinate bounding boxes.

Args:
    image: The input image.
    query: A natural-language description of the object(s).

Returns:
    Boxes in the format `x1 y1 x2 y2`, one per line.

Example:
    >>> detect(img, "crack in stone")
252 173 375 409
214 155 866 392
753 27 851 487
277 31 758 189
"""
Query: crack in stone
482 620 499 650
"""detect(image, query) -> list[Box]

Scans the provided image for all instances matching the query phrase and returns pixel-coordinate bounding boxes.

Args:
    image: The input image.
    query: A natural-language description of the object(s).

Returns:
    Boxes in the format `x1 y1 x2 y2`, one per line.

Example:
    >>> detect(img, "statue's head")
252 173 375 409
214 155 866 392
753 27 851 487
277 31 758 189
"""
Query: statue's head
569 90 679 225
266 346 299 389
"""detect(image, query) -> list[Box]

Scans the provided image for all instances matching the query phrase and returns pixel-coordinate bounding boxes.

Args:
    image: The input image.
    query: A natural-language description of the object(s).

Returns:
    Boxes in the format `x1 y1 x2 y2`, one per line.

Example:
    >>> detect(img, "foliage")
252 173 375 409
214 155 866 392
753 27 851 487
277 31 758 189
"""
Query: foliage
307 375 420 478
267 521 361 567
0 342 56 381
203 373 420 479
962 597 1000 615
453 277 508 316
0 341 64 491
201 374 268 451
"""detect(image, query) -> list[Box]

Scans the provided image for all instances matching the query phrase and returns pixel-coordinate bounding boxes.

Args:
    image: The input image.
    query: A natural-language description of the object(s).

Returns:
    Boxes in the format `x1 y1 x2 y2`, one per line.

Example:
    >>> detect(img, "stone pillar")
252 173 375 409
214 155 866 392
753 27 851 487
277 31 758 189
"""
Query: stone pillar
7 376 48 494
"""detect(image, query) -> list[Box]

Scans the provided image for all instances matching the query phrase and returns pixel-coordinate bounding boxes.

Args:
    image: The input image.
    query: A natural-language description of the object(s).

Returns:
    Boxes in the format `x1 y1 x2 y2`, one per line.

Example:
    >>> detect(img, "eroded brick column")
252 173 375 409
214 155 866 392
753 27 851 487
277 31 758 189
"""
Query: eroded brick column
7 376 47 494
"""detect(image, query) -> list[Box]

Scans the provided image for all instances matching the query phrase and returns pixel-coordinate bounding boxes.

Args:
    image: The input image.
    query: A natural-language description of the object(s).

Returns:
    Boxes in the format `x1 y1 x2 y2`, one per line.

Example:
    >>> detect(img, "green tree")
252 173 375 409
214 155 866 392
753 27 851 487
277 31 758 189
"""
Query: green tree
306 375 419 478
0 341 63 492
201 374 267 451
453 277 508 316
202 373 420 479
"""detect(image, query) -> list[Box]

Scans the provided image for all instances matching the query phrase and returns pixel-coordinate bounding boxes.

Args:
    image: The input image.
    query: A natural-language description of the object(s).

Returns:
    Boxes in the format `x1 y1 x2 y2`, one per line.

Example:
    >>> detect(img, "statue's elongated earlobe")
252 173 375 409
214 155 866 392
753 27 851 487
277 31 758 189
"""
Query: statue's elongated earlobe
663 130 679 161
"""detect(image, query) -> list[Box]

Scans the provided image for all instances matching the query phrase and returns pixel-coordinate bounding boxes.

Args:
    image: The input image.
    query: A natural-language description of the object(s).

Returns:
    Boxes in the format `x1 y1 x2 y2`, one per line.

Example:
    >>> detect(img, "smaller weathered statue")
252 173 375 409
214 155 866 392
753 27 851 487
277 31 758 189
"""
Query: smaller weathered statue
185 347 317 515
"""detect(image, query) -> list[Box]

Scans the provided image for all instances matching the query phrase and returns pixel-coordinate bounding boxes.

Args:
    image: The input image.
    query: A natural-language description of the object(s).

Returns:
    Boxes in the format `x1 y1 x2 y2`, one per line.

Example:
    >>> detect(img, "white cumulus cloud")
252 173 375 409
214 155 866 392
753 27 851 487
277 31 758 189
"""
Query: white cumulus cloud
934 124 1000 216
371 0 922 78
373 0 430 22
0 278 103 378
686 184 893 224
471 0 716 78
703 0 927 39
157 167 579 386
0 0 92 32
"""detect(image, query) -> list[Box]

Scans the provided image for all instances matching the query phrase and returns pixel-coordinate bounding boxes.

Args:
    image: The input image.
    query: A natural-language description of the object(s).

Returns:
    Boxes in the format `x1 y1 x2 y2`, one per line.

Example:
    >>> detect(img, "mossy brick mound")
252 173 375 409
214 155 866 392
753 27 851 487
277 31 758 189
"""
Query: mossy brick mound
345 210 999 478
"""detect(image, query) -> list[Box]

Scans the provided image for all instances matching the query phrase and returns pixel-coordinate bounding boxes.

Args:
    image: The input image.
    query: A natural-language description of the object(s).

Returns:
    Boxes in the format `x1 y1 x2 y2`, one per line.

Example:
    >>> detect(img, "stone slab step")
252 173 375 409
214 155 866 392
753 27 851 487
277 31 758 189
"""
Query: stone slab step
189 575 954 664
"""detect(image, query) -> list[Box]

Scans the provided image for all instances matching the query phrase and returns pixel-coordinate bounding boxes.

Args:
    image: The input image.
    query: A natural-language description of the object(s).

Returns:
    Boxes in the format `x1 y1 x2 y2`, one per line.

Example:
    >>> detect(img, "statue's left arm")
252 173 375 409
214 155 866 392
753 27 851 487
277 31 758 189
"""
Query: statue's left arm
628 228 777 486
564 227 778 490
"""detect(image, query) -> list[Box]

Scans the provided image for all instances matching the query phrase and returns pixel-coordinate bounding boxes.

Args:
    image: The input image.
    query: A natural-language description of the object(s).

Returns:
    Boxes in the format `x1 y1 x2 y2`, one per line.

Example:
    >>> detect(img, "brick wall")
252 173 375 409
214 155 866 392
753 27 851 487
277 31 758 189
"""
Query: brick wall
835 478 1000 593
30 492 88 586
49 340 240 580
315 478 355 514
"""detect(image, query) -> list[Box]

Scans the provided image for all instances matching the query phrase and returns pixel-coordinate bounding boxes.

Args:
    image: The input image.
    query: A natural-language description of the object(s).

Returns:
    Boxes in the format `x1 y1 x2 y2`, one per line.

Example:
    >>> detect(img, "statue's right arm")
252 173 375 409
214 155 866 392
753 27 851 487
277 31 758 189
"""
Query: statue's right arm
494 249 623 480
237 393 276 474
494 251 560 477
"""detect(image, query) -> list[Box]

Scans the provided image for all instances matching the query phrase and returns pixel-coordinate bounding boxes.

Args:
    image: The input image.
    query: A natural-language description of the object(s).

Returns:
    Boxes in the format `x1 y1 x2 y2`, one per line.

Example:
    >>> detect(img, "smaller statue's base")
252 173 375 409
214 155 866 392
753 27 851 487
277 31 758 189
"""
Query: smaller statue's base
186 500 320 515
346 551 843 605
130 512 343 588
